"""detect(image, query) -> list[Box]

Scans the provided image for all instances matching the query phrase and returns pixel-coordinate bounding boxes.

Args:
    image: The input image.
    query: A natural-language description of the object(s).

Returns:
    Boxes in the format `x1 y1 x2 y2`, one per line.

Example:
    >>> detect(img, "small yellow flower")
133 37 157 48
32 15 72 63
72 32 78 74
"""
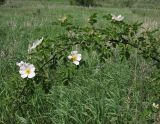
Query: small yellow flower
68 51 81 65
58 16 67 23
17 61 36 78
152 103 159 109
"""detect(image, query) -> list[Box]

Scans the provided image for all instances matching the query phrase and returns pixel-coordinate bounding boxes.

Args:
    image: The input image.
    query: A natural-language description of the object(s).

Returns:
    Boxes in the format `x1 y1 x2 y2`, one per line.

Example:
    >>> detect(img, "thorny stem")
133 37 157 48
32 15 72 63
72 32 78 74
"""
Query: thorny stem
40 42 81 70
110 38 160 63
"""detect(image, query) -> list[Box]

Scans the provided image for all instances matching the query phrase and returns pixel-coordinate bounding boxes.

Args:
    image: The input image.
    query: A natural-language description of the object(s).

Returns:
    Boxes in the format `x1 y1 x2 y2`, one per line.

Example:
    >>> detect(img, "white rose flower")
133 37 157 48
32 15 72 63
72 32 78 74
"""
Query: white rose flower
68 51 81 65
28 37 43 53
111 14 124 21
152 103 159 109
17 62 36 79
58 16 67 23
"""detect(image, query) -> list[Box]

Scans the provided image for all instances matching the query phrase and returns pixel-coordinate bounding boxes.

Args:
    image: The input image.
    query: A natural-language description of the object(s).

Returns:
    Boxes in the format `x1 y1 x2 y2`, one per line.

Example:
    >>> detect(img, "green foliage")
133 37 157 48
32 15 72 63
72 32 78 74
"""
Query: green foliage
0 0 5 5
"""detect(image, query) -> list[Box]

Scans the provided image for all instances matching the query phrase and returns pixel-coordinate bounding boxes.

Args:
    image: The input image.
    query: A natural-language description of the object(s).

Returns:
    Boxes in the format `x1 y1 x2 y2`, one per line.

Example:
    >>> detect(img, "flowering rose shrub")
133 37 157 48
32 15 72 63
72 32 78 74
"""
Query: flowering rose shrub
15 13 160 111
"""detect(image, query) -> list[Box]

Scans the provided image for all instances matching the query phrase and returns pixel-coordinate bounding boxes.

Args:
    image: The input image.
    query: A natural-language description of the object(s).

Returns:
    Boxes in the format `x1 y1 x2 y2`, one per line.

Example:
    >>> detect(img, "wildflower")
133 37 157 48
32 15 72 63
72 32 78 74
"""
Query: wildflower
68 51 81 65
111 14 124 21
152 103 159 109
28 37 43 53
17 62 36 78
58 16 67 23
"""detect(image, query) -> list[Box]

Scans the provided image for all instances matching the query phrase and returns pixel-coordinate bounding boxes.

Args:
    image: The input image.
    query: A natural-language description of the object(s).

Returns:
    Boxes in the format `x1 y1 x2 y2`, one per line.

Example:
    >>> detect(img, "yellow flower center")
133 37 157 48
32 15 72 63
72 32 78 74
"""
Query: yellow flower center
71 55 77 61
25 68 31 75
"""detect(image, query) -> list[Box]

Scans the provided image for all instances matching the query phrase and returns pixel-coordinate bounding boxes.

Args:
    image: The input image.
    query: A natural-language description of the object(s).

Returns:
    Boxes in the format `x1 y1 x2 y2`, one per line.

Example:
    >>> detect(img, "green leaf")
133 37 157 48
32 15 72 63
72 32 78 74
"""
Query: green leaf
17 115 28 124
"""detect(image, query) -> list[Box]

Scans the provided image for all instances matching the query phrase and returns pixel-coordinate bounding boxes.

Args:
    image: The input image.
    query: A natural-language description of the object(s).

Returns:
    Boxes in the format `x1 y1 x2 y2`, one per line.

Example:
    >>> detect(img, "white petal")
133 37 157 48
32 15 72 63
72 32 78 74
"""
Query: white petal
111 14 124 21
77 54 81 61
121 16 124 20
30 42 36 49
21 74 28 78
16 63 20 66
28 72 36 78
118 15 121 18
34 40 41 46
28 37 43 52
39 37 44 42
34 37 43 46
117 15 123 21
31 67 35 72
19 66 26 71
29 64 35 71
19 70 25 75
68 55 72 60
71 51 78 55
16 61 24 67
28 44 32 53
73 61 79 65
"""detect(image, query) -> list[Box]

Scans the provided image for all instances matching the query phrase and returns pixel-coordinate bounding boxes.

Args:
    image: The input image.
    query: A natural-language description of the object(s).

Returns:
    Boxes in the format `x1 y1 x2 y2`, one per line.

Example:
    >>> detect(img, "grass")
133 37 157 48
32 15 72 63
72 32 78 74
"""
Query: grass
0 0 160 123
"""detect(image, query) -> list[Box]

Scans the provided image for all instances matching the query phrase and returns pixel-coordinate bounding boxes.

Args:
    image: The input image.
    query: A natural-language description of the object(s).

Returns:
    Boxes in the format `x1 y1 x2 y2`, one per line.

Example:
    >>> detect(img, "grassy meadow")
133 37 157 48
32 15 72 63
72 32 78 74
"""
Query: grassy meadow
0 0 160 123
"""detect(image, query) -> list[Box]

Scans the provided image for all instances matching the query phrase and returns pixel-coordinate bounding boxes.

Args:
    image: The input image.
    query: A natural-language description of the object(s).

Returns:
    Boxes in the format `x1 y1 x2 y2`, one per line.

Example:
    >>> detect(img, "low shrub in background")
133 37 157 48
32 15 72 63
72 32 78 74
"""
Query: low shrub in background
0 0 5 5
70 0 95 6
121 0 138 7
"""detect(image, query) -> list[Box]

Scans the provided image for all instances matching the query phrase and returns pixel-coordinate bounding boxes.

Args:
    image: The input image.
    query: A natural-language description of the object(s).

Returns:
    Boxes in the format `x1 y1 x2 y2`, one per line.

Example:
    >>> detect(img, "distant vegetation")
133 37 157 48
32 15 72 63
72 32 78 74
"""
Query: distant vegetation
70 0 95 6
0 0 5 5
69 0 160 8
